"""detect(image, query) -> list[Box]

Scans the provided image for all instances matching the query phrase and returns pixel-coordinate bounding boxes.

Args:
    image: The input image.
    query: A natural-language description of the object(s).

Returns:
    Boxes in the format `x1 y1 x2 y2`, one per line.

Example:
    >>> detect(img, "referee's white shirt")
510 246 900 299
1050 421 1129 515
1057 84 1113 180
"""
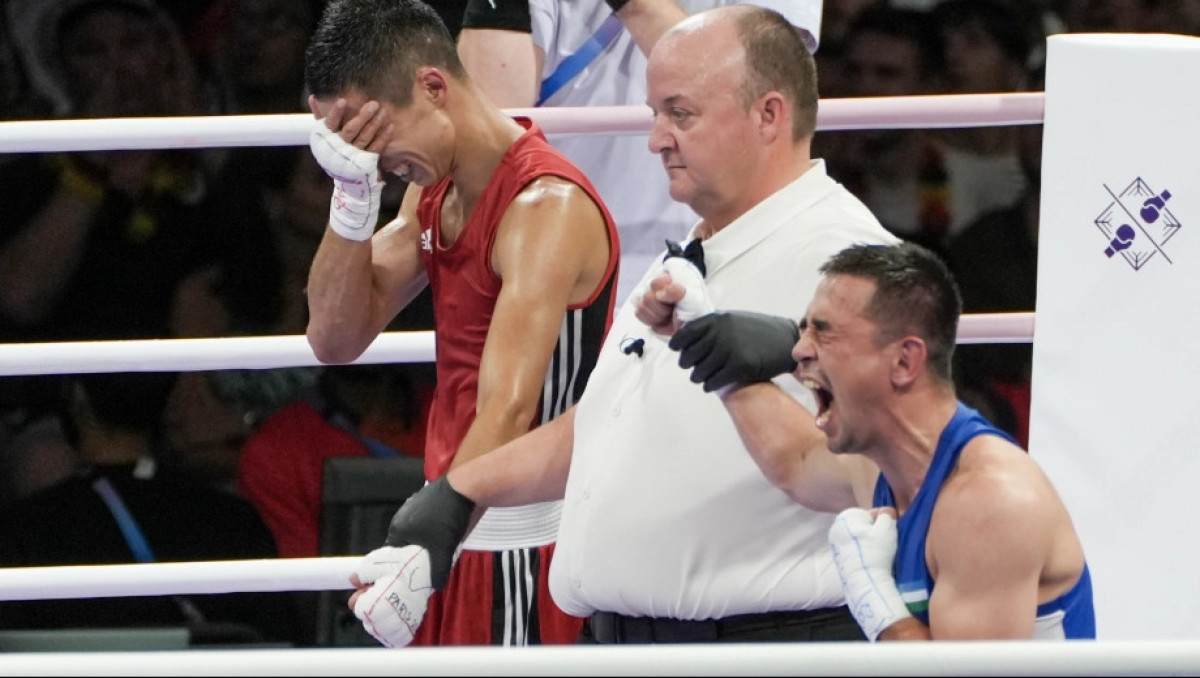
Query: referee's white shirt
549 161 900 620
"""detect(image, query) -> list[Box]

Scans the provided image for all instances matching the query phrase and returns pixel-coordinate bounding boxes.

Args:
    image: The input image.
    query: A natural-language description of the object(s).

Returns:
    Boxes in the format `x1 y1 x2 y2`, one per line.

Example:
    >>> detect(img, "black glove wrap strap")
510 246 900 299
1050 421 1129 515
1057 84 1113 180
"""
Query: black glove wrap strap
384 476 476 590
462 0 532 32
606 0 633 12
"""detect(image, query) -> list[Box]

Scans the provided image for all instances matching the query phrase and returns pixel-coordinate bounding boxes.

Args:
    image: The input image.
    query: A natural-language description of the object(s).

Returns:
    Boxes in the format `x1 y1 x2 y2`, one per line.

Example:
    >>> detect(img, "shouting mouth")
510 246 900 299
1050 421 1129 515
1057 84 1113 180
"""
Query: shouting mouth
801 378 834 428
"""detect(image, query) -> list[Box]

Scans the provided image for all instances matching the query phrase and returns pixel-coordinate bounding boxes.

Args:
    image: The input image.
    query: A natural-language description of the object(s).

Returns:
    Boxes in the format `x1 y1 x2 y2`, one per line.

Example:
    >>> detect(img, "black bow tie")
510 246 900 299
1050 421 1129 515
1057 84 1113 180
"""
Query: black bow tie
664 238 706 278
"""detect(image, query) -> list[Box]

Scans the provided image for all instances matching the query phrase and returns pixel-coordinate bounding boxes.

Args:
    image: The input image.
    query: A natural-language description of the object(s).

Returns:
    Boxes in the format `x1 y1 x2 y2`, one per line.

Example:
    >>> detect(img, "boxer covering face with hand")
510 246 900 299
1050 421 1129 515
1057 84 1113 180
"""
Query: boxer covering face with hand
304 0 618 647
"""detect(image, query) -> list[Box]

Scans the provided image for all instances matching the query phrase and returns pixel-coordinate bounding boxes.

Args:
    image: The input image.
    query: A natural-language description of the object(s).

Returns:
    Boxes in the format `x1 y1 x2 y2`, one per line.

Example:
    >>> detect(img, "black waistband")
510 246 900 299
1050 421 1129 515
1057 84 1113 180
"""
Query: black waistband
588 606 860 644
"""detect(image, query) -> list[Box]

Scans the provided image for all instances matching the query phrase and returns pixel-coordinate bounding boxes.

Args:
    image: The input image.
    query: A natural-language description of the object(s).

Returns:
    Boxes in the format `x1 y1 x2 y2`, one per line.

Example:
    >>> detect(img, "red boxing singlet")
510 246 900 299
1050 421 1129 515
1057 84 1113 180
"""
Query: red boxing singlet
415 118 620 481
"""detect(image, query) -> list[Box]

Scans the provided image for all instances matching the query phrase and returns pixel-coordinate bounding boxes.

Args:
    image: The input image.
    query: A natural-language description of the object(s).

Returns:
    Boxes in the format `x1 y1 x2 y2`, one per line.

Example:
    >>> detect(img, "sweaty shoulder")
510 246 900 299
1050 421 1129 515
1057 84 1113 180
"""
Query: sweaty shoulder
502 175 607 230
930 433 1087 603
943 435 1049 520
494 175 613 305
931 434 1066 559
512 175 587 206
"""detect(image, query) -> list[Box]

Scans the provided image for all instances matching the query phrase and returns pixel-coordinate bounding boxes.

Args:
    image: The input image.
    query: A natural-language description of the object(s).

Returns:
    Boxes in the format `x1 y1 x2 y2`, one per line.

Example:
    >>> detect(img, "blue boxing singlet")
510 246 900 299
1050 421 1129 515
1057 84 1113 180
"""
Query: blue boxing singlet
872 402 1096 639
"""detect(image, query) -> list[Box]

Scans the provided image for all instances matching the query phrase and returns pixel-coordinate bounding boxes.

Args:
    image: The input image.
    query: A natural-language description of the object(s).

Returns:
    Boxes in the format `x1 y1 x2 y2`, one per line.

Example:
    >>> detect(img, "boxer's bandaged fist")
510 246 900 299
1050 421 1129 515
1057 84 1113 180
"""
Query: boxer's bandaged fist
310 121 383 242
352 545 433 648
828 508 912 641
660 256 714 323
384 476 476 590
667 310 799 393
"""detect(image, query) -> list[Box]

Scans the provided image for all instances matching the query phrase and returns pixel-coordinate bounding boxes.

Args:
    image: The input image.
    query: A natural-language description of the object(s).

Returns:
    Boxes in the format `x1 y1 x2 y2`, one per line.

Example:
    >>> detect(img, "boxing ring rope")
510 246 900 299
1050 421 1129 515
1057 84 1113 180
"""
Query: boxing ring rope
0 92 1045 153
0 558 359 601
0 312 1030 377
0 92 1122 673
4 640 1200 676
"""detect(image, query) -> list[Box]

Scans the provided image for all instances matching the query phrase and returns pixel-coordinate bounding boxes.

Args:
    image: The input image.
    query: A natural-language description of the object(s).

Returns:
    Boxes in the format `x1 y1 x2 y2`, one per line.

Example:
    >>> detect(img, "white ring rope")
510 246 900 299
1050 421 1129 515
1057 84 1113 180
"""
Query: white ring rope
0 92 1045 153
0 313 1031 376
0 640 1198 676
0 558 357 601
0 332 436 376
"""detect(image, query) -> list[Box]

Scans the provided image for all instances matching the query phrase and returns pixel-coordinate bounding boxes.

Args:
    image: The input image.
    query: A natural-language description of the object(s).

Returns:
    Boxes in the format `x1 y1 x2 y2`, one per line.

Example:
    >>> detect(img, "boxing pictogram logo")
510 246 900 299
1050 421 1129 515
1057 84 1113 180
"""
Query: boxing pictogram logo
1095 177 1181 270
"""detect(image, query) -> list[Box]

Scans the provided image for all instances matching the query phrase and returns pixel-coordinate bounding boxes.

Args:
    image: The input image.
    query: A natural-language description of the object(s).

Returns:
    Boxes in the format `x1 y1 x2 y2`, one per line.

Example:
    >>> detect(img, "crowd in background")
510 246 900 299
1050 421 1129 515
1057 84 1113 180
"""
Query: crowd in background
0 0 1194 647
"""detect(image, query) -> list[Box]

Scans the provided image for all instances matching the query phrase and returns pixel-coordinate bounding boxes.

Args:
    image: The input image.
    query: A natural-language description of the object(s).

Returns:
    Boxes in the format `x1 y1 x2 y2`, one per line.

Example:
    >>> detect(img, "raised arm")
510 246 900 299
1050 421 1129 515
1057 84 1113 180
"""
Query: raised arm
306 183 428 363
457 0 690 110
456 0 541 107
656 306 876 512
305 99 429 363
721 382 875 513
611 0 689 58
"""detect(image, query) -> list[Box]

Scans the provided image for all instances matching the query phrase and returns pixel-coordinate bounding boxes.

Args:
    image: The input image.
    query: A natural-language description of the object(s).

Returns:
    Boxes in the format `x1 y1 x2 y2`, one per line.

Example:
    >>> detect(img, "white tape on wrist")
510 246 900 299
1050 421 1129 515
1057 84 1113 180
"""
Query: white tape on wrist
660 257 713 323
828 508 913 641
351 545 434 648
310 122 383 242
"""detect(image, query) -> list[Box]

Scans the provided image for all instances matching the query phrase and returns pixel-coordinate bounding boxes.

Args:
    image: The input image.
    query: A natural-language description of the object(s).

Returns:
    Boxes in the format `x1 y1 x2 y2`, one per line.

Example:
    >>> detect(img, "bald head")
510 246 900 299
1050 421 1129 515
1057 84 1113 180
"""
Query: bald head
652 5 818 142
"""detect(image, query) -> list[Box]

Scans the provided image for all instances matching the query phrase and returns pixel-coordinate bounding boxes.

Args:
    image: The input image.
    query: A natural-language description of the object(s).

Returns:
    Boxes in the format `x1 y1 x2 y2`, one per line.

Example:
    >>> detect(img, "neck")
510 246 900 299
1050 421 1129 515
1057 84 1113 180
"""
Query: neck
868 389 959 513
702 146 814 237
445 86 526 200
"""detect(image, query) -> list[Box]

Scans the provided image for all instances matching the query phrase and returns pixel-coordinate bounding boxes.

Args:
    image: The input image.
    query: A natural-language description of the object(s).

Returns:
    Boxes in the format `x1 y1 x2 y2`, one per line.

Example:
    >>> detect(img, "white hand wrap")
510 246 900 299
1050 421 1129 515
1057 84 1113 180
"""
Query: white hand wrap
351 545 434 648
660 256 714 323
828 508 913 641
310 121 383 242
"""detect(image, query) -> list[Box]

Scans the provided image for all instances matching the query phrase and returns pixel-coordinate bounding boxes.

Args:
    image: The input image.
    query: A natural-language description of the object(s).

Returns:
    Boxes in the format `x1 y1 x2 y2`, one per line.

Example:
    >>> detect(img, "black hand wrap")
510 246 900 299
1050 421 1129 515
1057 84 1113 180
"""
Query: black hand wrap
384 476 476 591
605 0 633 13
667 310 800 393
462 0 532 32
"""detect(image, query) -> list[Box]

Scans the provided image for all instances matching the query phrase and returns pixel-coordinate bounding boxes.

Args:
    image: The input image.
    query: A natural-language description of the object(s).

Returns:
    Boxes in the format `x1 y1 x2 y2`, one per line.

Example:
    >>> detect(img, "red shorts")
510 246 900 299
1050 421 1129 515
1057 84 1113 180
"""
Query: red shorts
411 542 583 645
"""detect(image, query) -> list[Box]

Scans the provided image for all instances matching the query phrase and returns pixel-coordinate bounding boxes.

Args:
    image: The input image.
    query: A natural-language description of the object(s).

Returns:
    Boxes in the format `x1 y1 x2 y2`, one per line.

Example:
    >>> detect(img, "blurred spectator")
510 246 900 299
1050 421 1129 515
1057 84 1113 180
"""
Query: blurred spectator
927 0 1042 240
0 0 289 496
162 146 434 493
828 6 952 254
237 363 430 560
0 7 53 122
217 147 433 554
828 1 1043 259
208 0 322 114
162 147 324 487
8 0 201 118
177 147 332 340
161 147 330 491
820 0 882 46
947 92 1046 449
0 0 272 344
1055 0 1200 34
0 370 300 646
0 376 79 506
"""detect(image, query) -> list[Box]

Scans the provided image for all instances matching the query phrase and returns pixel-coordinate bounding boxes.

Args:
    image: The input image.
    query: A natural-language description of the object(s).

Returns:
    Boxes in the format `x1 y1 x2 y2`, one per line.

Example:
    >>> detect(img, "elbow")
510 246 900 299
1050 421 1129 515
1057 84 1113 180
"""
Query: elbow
760 453 803 495
484 396 541 440
306 326 368 365
749 435 809 497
